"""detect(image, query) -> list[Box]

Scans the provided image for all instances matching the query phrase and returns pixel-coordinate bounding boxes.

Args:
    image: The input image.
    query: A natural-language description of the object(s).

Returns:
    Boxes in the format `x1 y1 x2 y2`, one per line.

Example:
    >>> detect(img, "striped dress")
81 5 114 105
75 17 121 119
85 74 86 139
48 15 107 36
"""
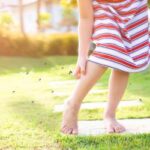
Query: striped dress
88 0 150 72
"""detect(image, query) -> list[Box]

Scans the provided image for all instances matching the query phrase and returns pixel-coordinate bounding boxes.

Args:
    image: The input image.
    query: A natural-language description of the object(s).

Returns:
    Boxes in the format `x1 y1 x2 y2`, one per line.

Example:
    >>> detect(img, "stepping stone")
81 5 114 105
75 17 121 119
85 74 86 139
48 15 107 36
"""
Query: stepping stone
78 118 150 135
54 99 143 112
51 89 108 96
49 80 102 86
49 80 77 85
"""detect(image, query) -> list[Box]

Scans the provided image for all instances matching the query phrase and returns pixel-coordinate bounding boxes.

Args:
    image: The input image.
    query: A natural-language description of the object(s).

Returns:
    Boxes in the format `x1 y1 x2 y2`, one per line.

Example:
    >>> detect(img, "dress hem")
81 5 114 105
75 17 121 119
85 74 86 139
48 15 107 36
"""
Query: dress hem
87 55 150 73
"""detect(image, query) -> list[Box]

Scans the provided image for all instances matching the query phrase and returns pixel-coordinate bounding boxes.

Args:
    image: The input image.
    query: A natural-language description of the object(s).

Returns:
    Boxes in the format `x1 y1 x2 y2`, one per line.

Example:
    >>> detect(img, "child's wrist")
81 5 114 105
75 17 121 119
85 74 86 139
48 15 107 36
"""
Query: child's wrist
78 54 88 59
78 50 88 57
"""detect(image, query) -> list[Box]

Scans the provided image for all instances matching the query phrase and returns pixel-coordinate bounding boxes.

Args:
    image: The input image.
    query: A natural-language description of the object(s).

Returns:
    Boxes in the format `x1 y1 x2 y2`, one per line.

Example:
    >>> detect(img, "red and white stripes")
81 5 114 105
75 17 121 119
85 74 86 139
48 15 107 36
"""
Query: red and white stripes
88 0 150 72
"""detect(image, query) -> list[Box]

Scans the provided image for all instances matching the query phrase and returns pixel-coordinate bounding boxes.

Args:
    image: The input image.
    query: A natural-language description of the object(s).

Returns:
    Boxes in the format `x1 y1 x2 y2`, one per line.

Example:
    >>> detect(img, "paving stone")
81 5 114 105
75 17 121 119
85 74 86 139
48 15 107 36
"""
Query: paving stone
54 100 143 112
49 80 101 86
78 118 150 135
49 80 77 85
51 89 108 96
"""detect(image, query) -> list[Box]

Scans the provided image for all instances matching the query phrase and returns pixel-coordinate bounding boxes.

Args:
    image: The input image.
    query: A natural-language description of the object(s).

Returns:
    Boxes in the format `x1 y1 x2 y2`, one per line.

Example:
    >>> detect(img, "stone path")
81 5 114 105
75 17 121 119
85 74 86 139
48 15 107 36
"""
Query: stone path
49 80 77 85
54 99 143 112
49 80 102 86
52 79 149 135
78 118 150 135
51 89 108 96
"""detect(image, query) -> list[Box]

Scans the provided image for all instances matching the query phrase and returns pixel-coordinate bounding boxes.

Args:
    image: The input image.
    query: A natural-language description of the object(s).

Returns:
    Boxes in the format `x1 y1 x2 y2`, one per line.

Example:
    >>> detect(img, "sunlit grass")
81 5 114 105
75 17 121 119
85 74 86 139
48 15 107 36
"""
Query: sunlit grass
0 56 150 149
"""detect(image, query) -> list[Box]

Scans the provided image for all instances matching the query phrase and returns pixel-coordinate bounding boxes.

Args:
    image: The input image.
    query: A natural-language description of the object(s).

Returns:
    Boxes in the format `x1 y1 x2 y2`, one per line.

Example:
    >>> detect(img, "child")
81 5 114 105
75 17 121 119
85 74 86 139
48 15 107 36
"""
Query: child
61 0 150 134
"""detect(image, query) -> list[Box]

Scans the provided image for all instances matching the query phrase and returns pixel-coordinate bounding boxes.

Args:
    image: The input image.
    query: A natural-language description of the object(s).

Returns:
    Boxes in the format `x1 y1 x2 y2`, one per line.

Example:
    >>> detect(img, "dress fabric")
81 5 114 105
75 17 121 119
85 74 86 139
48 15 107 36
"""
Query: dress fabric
88 0 150 73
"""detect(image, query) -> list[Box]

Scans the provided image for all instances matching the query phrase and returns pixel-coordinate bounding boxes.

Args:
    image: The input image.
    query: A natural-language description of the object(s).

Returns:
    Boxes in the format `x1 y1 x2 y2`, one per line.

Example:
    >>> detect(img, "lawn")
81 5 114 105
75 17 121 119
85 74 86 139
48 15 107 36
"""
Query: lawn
0 56 150 150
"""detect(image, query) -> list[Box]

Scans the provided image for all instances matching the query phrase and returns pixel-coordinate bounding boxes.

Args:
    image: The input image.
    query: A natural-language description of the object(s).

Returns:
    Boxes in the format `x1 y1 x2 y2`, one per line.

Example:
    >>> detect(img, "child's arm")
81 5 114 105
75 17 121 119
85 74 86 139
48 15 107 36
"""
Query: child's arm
77 0 94 58
73 0 93 78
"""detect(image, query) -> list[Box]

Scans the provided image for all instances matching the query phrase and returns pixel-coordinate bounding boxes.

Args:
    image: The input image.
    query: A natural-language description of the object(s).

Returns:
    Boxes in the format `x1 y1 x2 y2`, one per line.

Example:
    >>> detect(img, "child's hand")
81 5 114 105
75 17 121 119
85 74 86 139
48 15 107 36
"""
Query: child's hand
73 56 87 79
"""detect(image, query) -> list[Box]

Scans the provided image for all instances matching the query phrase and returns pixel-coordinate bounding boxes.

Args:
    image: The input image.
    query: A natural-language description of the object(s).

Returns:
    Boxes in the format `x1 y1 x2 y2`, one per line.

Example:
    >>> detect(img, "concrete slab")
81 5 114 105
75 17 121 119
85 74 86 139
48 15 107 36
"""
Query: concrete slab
49 80 77 85
78 118 150 135
49 80 102 86
51 89 108 96
54 100 143 112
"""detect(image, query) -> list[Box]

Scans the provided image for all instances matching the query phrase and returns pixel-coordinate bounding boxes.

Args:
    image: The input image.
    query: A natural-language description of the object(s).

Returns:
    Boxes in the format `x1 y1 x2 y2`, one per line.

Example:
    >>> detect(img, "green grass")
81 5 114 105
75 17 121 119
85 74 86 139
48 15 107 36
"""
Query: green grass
56 133 150 150
0 56 150 149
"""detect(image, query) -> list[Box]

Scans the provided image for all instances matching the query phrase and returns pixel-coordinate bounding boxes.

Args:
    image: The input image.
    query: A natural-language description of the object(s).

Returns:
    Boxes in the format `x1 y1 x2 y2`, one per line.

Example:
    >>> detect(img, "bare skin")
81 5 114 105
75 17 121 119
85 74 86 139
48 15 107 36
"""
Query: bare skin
103 69 129 133
61 60 107 134
61 0 129 134
61 60 129 134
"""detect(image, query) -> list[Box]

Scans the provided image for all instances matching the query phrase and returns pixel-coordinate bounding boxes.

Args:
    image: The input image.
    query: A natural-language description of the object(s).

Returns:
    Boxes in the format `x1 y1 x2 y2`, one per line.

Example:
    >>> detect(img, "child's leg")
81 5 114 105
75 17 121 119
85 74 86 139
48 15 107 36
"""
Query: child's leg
103 69 129 133
61 61 107 134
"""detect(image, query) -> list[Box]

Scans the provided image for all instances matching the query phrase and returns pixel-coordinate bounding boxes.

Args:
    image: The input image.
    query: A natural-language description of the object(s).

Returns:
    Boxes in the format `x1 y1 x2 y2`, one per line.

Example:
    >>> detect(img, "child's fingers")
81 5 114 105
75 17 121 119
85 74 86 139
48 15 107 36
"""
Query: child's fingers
80 67 85 75
73 66 81 79
80 63 87 75
73 59 87 79
80 61 87 75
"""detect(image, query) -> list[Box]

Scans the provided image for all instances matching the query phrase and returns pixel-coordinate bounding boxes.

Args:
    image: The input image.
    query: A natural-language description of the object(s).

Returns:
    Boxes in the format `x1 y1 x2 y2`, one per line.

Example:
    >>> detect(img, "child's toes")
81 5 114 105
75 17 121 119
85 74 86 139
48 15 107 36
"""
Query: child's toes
62 126 70 134
67 128 74 134
114 126 121 133
114 125 125 133
60 126 66 133
64 127 72 134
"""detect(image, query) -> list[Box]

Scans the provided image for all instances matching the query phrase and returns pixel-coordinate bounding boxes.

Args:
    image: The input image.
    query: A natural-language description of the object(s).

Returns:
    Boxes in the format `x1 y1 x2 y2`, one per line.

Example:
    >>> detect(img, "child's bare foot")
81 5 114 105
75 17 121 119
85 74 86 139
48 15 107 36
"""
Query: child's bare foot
61 100 79 135
103 116 126 133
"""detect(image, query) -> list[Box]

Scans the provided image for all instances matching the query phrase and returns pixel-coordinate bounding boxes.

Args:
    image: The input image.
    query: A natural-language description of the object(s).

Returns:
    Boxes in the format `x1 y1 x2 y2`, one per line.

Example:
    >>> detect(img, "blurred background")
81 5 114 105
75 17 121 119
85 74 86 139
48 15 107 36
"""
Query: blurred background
0 0 78 57
0 0 149 57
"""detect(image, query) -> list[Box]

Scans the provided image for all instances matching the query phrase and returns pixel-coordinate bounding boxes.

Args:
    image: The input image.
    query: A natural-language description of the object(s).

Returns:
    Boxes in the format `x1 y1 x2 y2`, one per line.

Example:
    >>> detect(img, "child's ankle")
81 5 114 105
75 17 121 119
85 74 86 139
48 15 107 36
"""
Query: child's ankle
103 112 116 119
64 98 81 110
